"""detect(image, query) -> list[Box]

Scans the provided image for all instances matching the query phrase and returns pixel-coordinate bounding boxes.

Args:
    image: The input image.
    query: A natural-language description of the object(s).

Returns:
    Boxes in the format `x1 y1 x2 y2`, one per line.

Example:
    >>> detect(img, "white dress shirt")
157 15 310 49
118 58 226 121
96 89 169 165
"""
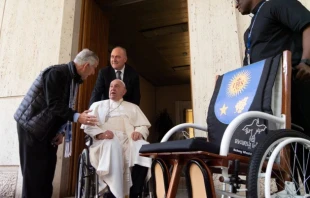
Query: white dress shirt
114 65 125 80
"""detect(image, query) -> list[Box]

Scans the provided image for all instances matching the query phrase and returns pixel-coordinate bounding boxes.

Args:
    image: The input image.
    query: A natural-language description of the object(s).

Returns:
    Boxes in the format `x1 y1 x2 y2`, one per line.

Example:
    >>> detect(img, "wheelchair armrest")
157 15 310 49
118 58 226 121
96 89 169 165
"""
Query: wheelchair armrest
85 135 93 147
219 111 285 156
160 123 208 142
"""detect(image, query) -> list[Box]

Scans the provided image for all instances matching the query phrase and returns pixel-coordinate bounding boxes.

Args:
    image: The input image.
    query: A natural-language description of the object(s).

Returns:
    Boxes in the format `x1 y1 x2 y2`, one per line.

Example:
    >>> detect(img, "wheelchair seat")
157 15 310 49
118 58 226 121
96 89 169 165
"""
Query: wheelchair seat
140 137 219 153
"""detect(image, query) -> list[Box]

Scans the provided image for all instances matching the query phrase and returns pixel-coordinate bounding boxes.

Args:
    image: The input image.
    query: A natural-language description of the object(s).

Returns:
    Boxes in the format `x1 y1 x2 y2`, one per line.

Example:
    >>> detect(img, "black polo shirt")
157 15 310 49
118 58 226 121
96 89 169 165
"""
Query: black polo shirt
243 0 310 66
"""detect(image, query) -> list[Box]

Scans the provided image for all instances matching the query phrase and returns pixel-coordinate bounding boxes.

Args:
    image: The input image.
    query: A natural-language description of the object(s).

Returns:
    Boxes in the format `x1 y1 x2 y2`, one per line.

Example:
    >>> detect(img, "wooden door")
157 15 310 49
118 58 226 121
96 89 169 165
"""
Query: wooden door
68 0 109 195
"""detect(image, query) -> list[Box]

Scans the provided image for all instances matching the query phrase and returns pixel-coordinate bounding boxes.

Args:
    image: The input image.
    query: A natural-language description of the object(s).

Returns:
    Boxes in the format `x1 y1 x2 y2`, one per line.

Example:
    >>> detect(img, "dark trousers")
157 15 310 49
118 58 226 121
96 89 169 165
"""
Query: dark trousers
291 79 310 134
130 165 149 198
291 79 310 193
17 123 58 198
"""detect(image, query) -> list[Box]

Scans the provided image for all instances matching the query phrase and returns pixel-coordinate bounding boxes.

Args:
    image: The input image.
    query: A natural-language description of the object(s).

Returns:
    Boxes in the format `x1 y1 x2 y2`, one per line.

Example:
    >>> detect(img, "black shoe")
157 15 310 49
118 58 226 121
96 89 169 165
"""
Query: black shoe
130 192 142 198
103 192 116 198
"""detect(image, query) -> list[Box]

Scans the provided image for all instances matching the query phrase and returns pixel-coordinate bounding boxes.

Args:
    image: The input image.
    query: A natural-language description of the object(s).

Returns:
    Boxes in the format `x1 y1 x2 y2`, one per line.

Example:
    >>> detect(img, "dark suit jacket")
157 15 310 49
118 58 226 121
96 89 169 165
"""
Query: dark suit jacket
89 64 140 106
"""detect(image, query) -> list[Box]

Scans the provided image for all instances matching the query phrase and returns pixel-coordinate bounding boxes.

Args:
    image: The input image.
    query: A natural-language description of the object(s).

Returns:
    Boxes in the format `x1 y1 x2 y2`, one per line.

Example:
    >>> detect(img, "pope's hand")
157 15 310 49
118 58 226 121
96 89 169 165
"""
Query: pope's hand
96 130 114 140
131 132 143 141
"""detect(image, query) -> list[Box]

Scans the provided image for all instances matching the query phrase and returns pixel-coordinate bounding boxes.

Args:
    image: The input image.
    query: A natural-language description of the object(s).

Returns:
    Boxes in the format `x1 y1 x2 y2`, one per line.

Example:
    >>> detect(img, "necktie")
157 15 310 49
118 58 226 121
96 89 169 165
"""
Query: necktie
116 71 122 80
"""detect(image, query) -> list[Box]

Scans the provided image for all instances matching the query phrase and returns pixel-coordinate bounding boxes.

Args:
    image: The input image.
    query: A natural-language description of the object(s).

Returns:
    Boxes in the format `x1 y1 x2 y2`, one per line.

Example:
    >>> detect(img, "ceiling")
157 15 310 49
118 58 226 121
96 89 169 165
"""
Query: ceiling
95 0 190 86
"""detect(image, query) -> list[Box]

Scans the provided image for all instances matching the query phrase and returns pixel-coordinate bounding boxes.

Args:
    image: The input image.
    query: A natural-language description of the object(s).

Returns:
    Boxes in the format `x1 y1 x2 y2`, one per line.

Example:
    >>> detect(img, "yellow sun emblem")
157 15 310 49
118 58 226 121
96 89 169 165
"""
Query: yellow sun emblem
227 70 250 97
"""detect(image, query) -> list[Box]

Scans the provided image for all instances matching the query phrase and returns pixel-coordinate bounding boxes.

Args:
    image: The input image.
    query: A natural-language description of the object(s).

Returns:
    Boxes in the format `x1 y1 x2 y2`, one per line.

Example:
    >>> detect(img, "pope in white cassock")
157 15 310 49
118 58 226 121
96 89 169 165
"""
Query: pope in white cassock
81 79 151 198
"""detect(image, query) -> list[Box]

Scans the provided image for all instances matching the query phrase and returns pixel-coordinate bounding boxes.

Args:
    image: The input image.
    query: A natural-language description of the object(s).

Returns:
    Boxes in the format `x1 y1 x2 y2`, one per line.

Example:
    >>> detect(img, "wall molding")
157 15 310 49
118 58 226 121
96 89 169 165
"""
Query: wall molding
0 168 18 198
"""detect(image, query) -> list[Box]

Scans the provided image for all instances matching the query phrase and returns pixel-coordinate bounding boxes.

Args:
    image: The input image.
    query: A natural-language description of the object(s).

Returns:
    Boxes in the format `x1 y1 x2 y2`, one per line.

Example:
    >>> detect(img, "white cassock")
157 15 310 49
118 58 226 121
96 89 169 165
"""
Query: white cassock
81 99 152 198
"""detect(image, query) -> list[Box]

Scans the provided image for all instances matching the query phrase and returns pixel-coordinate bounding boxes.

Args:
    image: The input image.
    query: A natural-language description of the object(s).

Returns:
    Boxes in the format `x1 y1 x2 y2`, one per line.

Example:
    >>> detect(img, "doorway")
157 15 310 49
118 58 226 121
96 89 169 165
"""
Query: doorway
67 0 192 196
98 0 192 142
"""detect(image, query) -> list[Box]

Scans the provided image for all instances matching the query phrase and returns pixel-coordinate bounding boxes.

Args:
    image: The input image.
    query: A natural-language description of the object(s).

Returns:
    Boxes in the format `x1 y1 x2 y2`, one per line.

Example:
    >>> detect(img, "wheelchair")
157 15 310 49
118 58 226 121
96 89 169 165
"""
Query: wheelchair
140 51 310 198
75 135 99 198
75 135 151 198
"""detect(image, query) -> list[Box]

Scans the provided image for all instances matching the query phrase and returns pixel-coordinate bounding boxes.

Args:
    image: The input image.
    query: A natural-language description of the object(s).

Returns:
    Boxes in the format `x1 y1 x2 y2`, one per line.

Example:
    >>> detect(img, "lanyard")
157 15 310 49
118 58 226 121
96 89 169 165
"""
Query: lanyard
247 1 266 65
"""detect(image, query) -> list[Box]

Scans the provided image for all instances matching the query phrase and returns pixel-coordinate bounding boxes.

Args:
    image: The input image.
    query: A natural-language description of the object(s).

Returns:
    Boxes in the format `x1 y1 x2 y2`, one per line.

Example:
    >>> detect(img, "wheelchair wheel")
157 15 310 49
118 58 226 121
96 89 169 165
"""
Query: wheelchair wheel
246 130 310 198
185 159 216 198
88 167 98 198
151 159 170 198
75 149 90 198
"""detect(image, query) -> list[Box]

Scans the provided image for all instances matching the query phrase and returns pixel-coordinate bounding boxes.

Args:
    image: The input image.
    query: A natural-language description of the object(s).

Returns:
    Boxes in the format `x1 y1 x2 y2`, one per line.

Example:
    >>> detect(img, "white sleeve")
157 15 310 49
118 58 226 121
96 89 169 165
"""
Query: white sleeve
134 126 149 140
81 102 106 138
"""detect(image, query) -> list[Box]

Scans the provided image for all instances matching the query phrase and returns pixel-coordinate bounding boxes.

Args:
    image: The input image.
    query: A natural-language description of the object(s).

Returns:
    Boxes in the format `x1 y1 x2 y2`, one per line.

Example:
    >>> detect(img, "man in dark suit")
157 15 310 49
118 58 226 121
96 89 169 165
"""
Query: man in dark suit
89 46 140 106
89 46 145 198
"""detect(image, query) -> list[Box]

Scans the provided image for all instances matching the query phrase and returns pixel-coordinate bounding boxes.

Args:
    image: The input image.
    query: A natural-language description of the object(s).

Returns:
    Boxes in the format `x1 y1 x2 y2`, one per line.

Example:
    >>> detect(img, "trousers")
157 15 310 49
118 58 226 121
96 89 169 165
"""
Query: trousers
17 123 58 198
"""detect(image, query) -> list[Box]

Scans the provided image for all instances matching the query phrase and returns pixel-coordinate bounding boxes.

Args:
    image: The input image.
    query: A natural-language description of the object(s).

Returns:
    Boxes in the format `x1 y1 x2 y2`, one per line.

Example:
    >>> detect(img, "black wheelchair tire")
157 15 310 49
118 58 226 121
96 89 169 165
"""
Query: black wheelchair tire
75 149 90 198
246 129 310 198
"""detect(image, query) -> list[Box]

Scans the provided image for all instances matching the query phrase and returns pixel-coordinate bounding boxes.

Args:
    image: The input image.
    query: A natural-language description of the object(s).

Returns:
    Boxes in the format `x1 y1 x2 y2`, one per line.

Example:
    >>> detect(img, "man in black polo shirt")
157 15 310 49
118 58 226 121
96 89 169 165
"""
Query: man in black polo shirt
236 0 310 194
236 0 310 132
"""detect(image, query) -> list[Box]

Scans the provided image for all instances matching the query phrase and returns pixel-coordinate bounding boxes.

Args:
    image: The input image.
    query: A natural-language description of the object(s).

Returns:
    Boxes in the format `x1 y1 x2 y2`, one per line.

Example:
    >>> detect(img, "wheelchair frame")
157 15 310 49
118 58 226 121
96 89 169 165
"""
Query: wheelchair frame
140 51 310 198
75 136 99 198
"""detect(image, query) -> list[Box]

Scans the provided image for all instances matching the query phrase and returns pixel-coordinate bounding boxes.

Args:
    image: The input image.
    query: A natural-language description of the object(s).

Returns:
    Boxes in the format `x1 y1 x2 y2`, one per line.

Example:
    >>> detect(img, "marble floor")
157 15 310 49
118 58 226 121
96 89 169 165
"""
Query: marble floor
68 176 189 198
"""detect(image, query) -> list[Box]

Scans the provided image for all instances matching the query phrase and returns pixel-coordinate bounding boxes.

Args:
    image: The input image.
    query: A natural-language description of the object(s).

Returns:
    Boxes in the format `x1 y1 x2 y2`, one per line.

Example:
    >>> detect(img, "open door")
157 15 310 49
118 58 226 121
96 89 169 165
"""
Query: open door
68 0 109 195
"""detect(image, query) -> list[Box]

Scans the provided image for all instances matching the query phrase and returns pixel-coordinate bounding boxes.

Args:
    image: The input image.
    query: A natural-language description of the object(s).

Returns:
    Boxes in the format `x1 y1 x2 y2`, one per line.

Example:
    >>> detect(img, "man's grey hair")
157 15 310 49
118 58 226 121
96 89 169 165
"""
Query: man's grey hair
74 48 99 66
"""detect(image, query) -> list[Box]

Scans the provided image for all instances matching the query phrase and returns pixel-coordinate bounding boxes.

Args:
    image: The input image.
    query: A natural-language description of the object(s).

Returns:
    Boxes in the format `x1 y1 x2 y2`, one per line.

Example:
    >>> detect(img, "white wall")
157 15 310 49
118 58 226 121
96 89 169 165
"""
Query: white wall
188 0 248 136
0 0 79 197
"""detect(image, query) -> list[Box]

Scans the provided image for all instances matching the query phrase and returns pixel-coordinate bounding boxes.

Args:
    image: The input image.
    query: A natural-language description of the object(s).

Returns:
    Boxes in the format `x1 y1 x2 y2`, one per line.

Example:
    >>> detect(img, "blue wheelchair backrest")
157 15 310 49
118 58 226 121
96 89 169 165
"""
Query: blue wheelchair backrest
207 54 281 156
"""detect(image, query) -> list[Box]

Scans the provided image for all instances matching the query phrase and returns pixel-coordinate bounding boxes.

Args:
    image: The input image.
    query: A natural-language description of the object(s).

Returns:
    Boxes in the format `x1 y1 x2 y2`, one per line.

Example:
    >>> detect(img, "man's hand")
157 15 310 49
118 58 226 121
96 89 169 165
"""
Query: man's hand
78 110 98 126
51 133 64 146
296 63 310 81
96 130 114 140
131 132 143 141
